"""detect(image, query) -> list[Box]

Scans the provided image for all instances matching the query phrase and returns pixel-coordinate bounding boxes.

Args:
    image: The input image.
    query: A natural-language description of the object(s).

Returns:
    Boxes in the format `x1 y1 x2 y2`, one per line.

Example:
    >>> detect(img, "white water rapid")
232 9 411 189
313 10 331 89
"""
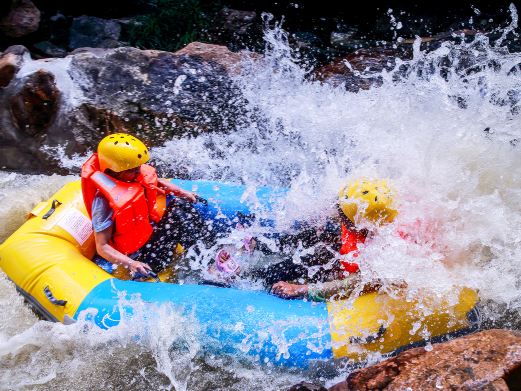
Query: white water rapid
0 7 520 390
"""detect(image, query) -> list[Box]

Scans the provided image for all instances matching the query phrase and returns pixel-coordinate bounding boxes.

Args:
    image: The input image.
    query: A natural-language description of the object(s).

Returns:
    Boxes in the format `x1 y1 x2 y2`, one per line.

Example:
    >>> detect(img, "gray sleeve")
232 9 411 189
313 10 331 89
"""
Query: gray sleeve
91 193 114 233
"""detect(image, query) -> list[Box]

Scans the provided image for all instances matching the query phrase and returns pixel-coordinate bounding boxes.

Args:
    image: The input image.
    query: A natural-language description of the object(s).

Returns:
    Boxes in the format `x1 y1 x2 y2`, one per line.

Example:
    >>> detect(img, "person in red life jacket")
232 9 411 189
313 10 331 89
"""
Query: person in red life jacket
270 179 398 301
82 133 200 278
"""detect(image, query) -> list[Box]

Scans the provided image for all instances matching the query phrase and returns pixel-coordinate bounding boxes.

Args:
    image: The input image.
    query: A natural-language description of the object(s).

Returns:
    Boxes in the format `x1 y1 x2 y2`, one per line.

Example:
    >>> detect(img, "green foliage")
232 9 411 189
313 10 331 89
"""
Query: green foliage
128 0 219 52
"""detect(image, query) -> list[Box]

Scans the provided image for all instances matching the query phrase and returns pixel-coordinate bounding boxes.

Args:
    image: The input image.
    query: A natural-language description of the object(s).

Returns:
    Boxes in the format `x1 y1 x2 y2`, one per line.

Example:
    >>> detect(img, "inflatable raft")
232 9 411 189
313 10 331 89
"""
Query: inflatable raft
0 179 479 368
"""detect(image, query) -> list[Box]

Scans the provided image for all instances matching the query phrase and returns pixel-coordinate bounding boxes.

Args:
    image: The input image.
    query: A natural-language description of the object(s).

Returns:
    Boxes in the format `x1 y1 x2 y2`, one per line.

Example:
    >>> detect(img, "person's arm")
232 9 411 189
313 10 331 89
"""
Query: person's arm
271 274 383 301
94 225 152 275
157 179 197 202
306 275 381 301
270 281 309 299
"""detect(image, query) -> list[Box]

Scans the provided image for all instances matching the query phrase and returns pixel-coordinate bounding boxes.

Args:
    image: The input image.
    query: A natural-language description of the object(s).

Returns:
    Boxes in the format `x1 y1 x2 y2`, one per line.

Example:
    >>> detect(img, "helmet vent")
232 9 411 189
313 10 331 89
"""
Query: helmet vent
144 150 148 155
125 141 129 145
114 141 118 145
362 190 369 195
137 154 142 159
375 196 378 202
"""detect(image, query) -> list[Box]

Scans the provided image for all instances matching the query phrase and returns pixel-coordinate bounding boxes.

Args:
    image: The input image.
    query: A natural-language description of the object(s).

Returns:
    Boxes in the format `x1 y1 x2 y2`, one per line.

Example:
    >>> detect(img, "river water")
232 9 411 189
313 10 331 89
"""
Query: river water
1 8 521 390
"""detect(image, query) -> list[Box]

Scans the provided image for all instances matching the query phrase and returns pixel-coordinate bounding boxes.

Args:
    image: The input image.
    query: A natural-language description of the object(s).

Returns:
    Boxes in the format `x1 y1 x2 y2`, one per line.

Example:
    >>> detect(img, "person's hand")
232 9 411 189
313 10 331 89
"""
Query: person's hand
183 191 197 203
271 281 308 299
216 249 231 263
129 260 152 275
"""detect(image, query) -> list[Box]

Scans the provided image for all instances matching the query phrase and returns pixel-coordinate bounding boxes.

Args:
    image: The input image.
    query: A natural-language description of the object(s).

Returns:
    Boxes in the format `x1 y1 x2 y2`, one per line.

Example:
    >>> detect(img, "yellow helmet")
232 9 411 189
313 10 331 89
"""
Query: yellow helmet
97 133 150 172
338 179 397 225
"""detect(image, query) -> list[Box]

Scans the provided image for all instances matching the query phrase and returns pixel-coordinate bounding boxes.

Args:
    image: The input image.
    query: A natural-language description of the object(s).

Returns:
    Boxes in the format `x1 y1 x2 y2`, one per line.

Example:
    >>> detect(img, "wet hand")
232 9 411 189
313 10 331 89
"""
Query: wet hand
130 260 152 276
216 249 231 263
271 281 308 299
185 191 197 203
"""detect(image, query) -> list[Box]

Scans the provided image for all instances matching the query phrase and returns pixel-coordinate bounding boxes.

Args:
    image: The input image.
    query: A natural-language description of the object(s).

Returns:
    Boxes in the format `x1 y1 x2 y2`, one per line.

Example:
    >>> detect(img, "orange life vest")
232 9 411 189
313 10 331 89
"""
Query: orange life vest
81 154 166 255
339 223 366 274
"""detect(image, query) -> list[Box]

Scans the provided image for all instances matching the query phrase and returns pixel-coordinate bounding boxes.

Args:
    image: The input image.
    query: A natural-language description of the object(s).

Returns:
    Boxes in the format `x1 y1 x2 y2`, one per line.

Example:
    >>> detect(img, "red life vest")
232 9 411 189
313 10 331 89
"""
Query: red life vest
81 154 166 255
339 223 366 274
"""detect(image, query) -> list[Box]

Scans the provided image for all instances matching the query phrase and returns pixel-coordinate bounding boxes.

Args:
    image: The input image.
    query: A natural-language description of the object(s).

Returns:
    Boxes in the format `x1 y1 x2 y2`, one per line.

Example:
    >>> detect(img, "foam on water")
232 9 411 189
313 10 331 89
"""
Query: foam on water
1 6 521 389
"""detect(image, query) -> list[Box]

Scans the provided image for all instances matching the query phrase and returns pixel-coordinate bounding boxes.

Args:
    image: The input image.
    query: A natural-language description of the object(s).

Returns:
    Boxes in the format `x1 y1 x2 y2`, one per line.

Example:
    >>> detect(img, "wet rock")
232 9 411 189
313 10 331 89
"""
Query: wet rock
328 329 521 390
330 29 358 48
0 49 26 88
400 29 480 51
67 45 247 140
3 45 29 57
288 382 327 391
215 7 260 50
175 42 250 74
0 43 250 173
33 41 67 58
291 31 323 50
0 0 40 38
220 7 257 36
9 70 60 136
314 48 411 92
69 16 122 50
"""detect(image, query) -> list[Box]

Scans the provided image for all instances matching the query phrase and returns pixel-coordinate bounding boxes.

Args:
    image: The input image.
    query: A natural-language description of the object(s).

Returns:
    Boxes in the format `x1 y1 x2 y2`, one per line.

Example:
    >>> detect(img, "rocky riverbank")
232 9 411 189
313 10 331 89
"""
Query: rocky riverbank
1 1 519 174
291 329 521 391
0 40 416 173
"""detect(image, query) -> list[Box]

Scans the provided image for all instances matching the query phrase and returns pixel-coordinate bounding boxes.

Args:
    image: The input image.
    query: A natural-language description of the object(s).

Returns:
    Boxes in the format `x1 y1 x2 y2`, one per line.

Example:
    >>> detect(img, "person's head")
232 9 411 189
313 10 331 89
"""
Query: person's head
338 179 397 228
97 133 150 182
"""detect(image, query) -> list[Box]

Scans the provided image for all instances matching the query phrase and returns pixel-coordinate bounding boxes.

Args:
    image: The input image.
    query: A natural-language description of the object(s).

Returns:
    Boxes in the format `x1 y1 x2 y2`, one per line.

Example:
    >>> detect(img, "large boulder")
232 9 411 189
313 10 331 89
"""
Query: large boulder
0 0 40 38
327 329 521 390
0 43 251 173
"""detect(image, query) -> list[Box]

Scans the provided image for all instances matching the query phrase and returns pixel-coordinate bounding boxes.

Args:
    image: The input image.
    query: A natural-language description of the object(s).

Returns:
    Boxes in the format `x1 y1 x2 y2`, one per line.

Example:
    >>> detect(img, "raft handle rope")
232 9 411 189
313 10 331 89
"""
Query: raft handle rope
195 195 208 206
42 199 62 220
44 286 67 306
131 271 160 282
349 325 386 344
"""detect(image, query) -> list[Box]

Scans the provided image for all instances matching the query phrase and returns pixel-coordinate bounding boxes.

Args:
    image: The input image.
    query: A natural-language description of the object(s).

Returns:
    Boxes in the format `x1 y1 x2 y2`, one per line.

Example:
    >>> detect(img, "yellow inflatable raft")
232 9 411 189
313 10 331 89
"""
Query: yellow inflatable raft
0 180 479 368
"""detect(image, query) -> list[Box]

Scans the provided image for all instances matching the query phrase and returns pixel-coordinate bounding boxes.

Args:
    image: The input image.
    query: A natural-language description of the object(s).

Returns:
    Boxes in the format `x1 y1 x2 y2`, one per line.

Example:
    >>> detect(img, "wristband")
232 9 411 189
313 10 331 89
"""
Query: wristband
307 285 326 302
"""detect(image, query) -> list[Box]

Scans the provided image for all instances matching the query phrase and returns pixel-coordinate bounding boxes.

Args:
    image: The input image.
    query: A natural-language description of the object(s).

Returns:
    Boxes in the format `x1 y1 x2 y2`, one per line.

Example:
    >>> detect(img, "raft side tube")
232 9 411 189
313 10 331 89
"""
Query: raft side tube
169 179 287 228
74 279 333 368
0 181 112 322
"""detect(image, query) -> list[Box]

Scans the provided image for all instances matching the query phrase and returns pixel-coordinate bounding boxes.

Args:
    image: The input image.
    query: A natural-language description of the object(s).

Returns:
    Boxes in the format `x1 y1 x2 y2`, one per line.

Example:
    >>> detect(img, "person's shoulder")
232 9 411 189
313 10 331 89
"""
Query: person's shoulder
91 191 113 232
91 191 111 213
92 191 108 204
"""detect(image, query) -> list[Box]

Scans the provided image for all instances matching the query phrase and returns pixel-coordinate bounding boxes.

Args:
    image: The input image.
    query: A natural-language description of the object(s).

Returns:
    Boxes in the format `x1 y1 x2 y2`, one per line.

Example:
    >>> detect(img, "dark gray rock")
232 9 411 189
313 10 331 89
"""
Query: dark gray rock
291 31 323 50
33 41 67 58
0 43 252 173
288 382 327 391
220 7 257 36
330 29 358 48
69 16 122 50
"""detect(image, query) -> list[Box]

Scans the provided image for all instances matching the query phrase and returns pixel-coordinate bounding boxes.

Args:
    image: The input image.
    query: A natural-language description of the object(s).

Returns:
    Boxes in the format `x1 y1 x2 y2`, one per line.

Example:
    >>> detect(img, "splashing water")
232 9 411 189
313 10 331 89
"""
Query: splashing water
158 9 521 322
1 6 521 389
